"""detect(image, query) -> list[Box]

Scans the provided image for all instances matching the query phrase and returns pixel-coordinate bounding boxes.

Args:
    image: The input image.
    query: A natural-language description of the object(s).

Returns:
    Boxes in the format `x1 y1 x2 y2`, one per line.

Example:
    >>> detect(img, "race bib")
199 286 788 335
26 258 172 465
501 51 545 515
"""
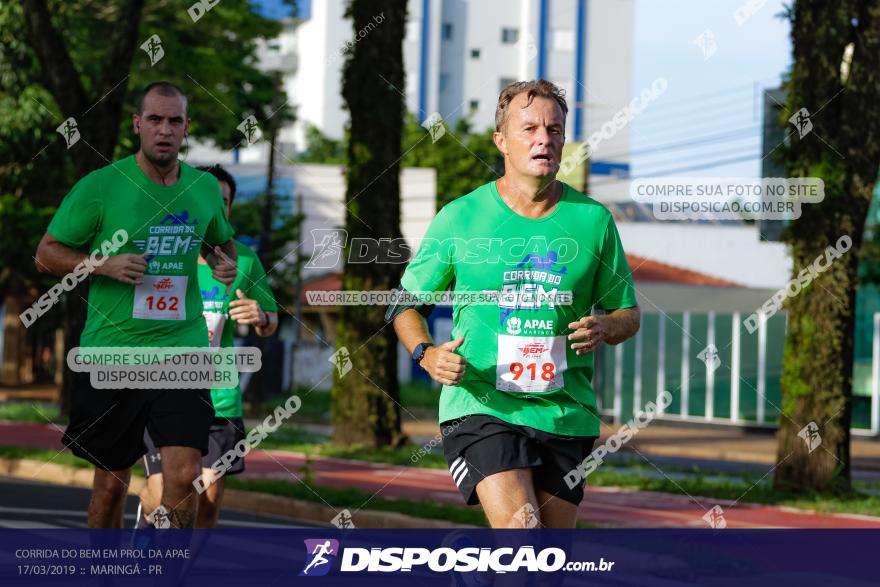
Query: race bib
133 275 187 321
496 334 566 394
203 311 226 347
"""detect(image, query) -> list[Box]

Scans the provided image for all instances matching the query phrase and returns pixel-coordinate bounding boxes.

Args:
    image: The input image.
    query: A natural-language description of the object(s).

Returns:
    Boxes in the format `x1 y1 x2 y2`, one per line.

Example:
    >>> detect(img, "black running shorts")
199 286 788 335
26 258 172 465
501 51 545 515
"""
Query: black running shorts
441 414 598 506
62 371 214 471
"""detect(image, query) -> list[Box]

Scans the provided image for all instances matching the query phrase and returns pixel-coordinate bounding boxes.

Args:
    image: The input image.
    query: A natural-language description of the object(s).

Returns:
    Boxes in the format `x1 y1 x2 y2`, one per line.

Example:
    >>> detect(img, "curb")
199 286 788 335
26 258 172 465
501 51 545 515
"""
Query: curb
0 457 474 529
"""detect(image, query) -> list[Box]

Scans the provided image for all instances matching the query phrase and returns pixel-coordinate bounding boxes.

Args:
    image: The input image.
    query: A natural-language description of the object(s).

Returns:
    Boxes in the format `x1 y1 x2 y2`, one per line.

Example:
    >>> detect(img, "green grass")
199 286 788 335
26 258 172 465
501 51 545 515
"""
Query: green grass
258 425 449 469
0 444 483 526
225 477 487 527
586 467 880 518
249 381 439 424
399 381 440 411
0 445 92 469
0 402 63 424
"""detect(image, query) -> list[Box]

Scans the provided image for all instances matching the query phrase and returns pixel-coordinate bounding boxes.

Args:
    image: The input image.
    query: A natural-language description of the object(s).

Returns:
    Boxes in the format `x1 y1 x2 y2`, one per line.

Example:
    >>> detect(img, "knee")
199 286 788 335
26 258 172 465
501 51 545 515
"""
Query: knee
163 462 201 494
94 478 129 505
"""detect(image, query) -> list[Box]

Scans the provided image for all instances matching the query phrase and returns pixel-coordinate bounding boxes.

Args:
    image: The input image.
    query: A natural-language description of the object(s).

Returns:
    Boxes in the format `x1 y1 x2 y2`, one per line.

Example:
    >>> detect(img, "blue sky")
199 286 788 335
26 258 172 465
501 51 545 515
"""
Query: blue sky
628 0 792 179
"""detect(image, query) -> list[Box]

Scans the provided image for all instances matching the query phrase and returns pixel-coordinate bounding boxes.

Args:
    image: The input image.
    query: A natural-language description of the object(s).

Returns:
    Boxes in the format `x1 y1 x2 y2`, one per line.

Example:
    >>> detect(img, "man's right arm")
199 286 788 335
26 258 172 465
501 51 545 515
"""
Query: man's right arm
35 232 146 285
392 308 466 386
35 232 88 276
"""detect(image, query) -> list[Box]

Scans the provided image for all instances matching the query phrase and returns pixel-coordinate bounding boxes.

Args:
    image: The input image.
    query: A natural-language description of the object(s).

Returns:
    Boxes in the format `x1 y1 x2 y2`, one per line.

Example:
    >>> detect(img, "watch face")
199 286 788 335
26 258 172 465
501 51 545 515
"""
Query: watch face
413 343 429 360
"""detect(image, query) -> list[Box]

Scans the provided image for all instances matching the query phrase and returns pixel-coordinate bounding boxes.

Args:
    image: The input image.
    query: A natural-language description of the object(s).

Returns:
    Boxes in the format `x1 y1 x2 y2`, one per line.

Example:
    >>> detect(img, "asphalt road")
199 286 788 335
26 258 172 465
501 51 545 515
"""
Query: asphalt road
0 476 314 529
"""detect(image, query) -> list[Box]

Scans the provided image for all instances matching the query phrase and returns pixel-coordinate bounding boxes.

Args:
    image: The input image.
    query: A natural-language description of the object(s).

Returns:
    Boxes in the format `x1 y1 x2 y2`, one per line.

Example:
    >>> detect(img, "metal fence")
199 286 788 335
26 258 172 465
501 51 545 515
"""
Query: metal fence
595 311 880 436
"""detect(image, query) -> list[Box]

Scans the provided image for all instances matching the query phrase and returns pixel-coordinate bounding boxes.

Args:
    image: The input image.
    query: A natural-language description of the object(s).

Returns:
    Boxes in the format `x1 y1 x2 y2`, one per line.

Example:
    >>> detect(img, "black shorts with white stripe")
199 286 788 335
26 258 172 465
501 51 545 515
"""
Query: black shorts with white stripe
441 414 598 506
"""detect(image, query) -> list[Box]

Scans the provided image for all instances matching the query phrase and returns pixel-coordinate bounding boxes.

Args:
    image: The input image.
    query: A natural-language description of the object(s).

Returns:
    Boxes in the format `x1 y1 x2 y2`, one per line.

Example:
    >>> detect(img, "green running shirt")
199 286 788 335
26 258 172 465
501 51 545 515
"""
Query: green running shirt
199 240 278 417
400 181 637 437
47 155 235 349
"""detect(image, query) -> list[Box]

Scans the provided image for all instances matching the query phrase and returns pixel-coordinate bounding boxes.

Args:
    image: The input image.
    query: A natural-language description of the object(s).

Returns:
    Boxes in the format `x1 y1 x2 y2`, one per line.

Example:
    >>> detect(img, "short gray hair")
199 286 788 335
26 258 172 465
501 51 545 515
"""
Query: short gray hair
495 80 568 132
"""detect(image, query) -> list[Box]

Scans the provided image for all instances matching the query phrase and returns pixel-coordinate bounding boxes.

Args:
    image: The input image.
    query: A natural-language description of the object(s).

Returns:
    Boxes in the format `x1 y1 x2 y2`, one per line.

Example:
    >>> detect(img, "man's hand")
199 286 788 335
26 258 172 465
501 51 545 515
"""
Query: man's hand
93 252 147 285
568 316 607 355
228 289 267 326
207 245 237 293
421 336 467 385
568 307 641 354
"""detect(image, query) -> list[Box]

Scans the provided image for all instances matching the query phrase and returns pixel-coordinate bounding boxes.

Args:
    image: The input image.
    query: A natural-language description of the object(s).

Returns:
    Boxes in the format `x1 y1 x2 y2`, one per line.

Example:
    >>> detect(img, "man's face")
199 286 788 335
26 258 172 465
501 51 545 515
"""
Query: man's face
494 93 566 180
218 180 232 219
133 91 189 165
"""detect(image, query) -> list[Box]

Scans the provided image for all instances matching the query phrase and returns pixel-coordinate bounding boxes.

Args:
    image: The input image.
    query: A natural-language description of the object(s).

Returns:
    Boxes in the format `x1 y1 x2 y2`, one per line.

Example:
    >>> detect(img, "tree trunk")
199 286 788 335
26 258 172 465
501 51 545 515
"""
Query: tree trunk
19 0 144 415
331 0 407 448
774 0 880 492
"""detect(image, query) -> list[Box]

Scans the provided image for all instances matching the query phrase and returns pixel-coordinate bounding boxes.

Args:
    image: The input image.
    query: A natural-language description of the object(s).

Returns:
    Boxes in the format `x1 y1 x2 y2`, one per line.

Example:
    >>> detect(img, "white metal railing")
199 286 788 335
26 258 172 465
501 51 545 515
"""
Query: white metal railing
598 311 880 436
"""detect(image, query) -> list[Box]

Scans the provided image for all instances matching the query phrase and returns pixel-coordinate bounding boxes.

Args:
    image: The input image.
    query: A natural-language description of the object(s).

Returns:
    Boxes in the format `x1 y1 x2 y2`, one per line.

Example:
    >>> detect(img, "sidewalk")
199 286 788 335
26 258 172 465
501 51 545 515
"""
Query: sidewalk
3 421 880 528
393 419 880 473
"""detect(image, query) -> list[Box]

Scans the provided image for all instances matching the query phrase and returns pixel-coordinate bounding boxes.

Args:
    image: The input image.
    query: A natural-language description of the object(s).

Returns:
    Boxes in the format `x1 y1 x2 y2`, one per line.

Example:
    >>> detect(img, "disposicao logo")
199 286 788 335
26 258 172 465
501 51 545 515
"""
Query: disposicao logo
300 539 339 577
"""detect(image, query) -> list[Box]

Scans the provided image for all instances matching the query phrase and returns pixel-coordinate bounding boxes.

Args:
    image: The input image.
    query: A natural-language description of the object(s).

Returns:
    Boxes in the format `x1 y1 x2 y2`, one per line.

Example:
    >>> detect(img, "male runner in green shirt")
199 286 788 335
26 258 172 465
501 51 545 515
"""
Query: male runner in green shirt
34 82 238 528
389 80 640 528
138 165 279 528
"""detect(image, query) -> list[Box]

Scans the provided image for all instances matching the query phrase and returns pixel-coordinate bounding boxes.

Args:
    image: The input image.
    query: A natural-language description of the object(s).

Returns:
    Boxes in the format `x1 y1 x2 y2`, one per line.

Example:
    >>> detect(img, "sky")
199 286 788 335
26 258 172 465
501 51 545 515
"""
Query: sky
628 0 793 179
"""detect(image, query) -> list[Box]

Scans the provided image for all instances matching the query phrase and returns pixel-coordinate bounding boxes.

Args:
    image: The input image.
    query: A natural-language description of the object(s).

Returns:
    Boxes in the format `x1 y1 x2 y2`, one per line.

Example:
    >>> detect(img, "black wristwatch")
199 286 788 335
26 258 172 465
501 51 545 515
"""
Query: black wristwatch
412 342 434 365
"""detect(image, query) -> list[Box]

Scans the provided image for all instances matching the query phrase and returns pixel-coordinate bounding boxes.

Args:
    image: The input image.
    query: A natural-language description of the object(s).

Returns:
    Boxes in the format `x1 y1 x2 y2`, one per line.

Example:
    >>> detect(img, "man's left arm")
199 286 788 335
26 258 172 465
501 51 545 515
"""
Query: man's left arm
570 214 641 355
568 307 640 355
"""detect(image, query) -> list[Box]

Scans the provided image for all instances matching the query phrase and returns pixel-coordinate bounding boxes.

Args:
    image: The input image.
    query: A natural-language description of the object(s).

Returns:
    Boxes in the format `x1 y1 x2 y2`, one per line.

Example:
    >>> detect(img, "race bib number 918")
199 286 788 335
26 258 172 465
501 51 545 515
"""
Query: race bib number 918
496 334 566 394
133 275 187 321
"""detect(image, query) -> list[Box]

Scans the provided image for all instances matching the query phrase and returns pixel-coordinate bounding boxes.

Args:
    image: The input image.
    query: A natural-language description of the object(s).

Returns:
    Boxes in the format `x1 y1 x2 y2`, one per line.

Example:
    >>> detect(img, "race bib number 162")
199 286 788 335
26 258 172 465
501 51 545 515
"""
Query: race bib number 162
133 275 187 321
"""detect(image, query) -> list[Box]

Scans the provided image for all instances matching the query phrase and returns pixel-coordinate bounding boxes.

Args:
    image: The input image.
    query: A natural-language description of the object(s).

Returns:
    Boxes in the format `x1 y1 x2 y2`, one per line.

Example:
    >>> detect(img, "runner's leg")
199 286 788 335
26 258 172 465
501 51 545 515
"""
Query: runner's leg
536 488 578 528
159 446 201 528
475 468 541 528
89 467 131 528
139 472 164 519
196 469 224 528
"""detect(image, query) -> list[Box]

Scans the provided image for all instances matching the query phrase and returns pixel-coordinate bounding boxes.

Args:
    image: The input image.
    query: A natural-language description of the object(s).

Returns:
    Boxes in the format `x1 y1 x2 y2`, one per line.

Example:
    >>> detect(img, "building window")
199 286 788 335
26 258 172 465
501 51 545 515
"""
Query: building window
470 48 481 59
405 20 419 42
469 99 479 111
499 77 516 92
442 23 453 40
439 73 450 93
552 29 574 51
501 27 519 44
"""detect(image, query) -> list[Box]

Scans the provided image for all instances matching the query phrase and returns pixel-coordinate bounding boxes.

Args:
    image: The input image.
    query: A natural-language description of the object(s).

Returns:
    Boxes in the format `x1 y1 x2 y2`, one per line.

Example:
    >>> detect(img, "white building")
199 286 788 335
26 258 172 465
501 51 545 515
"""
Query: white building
246 0 634 184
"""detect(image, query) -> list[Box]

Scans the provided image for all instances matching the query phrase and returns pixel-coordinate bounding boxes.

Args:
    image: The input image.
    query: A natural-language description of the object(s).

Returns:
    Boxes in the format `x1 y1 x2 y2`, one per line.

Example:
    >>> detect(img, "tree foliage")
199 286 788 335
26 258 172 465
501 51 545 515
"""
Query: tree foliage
0 0 291 393
230 194 303 310
298 115 502 209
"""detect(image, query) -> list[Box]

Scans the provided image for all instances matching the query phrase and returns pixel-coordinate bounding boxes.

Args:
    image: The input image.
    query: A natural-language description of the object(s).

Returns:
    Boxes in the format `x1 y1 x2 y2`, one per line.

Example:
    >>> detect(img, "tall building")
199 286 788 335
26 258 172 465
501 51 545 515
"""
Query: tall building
242 0 634 188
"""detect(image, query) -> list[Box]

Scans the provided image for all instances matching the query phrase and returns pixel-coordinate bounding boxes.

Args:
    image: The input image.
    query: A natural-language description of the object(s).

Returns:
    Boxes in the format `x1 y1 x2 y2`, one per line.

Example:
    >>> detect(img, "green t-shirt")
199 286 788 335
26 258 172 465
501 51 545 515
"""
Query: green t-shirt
400 181 637 437
199 240 278 417
47 155 235 348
